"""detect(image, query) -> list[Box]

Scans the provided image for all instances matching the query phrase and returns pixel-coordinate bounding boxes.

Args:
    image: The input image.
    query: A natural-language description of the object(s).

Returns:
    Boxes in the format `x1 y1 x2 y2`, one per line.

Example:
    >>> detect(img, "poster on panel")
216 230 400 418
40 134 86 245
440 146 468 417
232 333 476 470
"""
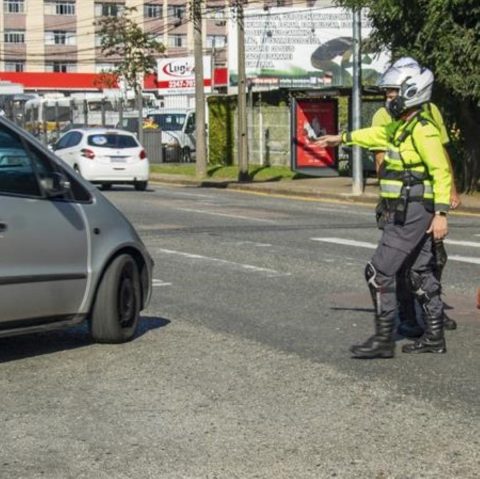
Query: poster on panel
291 97 338 177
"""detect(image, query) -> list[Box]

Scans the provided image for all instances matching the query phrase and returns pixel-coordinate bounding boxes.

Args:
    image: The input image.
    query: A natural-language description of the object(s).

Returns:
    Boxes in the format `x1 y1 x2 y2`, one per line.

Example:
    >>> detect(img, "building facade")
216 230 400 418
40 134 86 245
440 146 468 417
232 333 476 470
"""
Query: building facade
0 1 330 74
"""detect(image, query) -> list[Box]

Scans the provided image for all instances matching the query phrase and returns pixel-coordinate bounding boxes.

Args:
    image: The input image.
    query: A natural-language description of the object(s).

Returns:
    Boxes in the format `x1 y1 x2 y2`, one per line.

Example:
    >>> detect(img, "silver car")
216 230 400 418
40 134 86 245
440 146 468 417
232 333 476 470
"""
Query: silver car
0 117 153 343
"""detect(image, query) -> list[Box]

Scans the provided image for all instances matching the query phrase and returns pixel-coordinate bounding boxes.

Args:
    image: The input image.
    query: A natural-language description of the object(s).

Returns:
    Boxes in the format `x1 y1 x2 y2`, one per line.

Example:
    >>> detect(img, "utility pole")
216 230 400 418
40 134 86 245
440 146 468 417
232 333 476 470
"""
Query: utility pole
193 0 207 178
236 0 249 182
351 8 363 195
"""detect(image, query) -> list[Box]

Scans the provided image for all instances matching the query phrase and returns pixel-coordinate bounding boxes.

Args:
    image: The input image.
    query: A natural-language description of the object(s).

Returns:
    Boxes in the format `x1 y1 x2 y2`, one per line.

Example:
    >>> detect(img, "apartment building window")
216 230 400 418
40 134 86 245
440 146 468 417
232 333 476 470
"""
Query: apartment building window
206 35 226 49
4 30 25 43
45 61 76 73
144 4 162 19
45 30 76 45
4 0 25 13
44 1 76 15
95 3 123 17
5 60 25 72
206 7 226 25
167 4 185 20
168 34 186 48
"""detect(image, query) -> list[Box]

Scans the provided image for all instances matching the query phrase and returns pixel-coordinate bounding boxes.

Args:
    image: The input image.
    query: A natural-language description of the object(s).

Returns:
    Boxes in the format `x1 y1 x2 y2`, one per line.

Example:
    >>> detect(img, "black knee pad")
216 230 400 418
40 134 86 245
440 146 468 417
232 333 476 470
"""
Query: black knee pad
365 261 379 289
409 270 440 306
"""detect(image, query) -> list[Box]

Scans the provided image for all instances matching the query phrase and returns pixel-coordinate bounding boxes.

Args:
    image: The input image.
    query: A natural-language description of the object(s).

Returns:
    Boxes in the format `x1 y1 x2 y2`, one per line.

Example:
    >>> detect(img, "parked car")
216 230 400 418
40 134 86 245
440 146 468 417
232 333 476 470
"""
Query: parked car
52 127 149 191
117 109 196 163
0 116 153 343
148 109 196 163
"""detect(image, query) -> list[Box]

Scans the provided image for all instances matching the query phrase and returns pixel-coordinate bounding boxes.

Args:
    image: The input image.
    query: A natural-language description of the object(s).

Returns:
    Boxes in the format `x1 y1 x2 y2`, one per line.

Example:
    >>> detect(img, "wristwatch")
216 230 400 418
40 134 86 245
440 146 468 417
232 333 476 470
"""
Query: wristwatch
435 211 448 217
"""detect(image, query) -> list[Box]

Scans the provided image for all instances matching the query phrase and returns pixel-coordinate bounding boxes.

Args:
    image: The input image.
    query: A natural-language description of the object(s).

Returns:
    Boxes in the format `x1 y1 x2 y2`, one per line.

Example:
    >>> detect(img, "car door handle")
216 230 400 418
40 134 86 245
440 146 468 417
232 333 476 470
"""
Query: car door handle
0 222 7 232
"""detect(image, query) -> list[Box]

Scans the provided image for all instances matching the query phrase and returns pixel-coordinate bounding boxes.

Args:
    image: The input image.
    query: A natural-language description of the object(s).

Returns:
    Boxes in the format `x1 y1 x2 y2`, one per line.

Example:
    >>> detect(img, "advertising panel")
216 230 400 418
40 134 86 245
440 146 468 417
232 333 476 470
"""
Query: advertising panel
228 7 390 88
157 56 212 95
291 98 338 176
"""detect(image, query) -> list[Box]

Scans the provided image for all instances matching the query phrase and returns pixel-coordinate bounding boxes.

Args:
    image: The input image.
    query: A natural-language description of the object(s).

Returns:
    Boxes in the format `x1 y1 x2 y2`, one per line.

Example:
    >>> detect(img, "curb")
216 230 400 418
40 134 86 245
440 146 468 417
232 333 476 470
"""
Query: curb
149 174 480 215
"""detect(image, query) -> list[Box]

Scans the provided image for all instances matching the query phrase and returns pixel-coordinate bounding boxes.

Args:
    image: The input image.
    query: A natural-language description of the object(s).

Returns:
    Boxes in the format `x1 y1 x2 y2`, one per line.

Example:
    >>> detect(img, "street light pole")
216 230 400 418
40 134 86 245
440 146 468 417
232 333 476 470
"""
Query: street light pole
351 7 363 195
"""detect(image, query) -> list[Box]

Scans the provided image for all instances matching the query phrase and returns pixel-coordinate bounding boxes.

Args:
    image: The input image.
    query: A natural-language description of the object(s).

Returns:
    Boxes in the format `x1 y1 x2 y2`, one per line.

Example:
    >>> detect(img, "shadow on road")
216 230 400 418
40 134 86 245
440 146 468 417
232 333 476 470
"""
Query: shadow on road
0 315 170 363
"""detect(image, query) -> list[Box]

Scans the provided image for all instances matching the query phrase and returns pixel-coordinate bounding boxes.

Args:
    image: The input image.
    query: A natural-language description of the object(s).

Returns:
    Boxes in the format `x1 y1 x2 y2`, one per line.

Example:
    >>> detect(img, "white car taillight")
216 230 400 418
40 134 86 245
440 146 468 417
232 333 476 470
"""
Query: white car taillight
81 148 95 159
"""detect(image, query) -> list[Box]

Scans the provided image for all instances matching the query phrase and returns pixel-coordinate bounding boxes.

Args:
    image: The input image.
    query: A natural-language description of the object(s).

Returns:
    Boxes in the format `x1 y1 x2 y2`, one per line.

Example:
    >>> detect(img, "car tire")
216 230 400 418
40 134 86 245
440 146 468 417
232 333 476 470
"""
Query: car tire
90 254 141 344
101 183 112 191
181 147 191 163
134 181 148 191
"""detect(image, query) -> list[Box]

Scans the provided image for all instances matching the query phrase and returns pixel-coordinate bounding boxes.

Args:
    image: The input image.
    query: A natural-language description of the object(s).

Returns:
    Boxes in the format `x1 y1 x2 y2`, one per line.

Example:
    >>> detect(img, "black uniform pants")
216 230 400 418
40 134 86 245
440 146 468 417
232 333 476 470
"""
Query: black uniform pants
369 202 443 322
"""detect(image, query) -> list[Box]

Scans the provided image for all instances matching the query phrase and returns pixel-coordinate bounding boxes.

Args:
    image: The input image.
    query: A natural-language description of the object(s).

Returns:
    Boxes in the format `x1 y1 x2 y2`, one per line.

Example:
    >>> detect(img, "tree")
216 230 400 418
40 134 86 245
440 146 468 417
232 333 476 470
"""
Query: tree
97 7 165 142
335 0 480 192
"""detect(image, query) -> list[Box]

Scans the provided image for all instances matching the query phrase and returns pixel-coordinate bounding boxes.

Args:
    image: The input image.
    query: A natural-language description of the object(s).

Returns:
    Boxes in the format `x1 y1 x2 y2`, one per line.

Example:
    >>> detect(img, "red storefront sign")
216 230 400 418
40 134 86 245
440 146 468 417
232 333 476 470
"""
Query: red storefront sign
0 69 229 92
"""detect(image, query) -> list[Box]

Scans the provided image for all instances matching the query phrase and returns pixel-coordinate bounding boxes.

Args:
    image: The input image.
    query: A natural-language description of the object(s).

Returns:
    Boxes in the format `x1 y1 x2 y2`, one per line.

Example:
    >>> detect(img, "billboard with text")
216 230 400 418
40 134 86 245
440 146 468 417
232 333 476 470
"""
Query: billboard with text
228 7 390 88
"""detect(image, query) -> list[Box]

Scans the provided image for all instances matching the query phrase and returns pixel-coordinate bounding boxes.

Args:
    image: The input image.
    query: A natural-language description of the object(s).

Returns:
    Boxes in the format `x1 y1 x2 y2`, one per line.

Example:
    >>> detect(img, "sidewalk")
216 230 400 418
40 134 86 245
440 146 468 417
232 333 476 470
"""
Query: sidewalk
150 173 480 215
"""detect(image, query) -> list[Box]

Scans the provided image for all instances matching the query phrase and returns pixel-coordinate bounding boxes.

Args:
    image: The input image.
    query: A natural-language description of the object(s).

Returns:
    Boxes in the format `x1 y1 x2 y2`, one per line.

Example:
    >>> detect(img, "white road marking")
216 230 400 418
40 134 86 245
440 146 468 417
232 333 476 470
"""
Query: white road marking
311 237 480 265
448 255 480 265
232 240 272 247
175 207 276 223
314 206 373 217
152 279 172 287
156 248 290 277
166 192 214 198
311 237 376 249
444 239 480 248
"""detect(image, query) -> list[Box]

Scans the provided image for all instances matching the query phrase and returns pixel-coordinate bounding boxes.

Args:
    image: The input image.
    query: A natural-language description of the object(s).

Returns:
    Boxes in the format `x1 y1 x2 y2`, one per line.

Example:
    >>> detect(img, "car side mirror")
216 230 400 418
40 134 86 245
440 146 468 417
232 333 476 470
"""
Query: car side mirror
40 172 71 198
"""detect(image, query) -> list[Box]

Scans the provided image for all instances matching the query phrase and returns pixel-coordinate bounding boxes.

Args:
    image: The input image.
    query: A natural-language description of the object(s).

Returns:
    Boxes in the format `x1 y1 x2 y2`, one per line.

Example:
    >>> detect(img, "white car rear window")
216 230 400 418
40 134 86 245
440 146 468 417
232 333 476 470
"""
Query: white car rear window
88 134 138 149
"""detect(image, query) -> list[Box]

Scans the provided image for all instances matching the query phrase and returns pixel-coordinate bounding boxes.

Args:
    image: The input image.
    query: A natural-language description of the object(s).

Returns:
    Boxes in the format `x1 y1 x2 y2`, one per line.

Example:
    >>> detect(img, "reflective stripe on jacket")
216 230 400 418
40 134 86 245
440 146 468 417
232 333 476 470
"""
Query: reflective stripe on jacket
342 113 451 212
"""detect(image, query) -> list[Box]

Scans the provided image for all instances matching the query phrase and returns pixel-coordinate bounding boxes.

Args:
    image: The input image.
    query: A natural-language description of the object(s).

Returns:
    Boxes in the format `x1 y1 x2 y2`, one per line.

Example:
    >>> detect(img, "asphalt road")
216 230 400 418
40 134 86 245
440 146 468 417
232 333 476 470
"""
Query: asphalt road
1 183 479 479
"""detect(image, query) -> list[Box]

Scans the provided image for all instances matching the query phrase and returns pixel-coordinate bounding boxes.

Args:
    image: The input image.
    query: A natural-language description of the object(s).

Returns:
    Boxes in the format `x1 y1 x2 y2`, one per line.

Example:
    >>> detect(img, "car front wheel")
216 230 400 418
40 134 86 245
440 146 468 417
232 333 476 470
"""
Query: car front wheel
90 254 141 343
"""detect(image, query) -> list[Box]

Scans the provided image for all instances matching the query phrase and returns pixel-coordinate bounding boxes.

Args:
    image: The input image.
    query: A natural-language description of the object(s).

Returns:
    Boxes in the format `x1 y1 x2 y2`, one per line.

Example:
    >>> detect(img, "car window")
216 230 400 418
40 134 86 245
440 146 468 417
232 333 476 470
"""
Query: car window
54 132 72 150
66 131 83 147
87 134 139 148
0 123 92 202
0 126 48 197
185 114 195 134
149 114 186 131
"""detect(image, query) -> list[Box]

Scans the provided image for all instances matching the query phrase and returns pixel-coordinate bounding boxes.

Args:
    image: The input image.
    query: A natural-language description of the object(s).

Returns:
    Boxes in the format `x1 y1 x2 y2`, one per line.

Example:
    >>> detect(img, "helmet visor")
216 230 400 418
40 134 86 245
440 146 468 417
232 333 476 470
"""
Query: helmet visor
377 66 403 90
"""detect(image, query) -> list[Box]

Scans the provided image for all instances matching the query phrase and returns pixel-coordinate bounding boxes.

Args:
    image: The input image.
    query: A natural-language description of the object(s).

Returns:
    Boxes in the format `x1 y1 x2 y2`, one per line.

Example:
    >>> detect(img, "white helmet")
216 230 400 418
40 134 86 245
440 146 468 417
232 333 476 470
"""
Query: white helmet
377 57 434 118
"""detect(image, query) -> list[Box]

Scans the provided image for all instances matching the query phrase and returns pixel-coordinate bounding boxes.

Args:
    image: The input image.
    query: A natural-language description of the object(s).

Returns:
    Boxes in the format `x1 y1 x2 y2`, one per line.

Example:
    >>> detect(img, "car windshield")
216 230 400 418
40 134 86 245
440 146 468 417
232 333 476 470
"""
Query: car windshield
148 114 186 131
87 133 138 149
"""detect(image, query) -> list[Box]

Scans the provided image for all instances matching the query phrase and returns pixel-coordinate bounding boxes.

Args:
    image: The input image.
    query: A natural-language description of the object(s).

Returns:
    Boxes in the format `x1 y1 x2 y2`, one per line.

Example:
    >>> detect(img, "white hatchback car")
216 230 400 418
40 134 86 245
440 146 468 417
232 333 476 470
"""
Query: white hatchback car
53 128 150 191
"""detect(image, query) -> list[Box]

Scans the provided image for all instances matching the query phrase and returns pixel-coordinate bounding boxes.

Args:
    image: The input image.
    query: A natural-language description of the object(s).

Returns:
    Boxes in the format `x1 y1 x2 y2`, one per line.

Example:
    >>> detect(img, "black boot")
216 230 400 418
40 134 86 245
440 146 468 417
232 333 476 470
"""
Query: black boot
350 315 395 359
443 312 457 330
402 315 446 354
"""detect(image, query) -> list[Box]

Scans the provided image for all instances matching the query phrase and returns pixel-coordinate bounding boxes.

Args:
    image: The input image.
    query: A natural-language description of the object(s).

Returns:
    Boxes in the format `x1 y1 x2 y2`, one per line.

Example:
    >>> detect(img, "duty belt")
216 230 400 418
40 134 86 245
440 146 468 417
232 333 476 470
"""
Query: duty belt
382 196 432 212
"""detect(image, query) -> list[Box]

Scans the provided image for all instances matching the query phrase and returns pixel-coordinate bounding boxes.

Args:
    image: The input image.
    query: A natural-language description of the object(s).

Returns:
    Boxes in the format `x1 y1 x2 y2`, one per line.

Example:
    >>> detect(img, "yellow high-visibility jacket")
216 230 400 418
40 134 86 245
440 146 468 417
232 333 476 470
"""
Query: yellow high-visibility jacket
342 112 452 213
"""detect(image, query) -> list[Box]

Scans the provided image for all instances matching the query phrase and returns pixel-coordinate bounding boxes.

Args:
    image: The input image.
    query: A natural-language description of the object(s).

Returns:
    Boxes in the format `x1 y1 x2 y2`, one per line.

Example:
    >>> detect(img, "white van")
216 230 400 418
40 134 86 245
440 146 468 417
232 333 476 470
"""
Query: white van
146 109 196 162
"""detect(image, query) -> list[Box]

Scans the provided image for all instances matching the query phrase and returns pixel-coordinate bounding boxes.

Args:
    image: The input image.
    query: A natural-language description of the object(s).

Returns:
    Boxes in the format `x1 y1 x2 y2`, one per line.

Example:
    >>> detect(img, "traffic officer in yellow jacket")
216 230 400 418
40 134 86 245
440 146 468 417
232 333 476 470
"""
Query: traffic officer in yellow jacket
315 60 452 358
370 58 460 339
